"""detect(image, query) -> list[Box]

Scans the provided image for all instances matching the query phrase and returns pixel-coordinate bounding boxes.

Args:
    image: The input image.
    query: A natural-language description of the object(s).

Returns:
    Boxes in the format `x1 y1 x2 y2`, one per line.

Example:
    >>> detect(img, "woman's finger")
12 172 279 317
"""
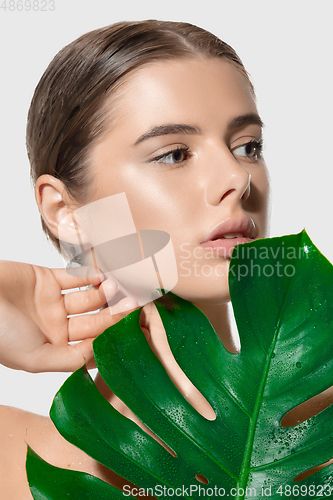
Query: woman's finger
68 297 139 341
64 278 118 315
52 266 104 290
24 338 95 373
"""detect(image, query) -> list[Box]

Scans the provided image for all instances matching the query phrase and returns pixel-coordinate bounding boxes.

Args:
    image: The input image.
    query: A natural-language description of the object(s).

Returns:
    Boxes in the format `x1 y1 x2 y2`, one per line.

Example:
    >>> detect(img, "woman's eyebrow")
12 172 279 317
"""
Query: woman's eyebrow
134 114 264 146
134 124 201 145
228 113 264 130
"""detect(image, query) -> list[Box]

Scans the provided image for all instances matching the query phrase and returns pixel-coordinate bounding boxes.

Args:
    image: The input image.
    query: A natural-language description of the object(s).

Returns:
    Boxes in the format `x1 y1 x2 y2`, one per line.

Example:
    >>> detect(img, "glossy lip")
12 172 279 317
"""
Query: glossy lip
201 215 257 244
200 216 257 258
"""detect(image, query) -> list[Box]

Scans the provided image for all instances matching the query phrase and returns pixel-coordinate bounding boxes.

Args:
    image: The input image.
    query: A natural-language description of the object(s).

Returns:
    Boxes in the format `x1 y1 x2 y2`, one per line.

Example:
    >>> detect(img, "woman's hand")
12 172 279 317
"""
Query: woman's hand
0 261 138 373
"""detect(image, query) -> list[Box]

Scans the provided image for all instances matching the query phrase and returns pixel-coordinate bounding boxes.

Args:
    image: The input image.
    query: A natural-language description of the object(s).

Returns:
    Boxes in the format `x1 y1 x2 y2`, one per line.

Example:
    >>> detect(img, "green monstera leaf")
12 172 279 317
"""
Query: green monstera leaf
26 231 333 499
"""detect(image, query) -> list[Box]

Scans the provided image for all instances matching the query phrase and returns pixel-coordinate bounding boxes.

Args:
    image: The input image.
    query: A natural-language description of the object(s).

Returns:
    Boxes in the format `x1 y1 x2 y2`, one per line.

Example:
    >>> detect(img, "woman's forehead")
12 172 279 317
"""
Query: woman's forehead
107 58 257 135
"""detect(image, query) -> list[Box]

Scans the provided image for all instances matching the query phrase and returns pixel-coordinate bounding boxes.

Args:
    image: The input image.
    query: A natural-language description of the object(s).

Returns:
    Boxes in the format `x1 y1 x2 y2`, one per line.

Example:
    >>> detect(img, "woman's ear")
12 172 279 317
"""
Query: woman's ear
35 174 80 244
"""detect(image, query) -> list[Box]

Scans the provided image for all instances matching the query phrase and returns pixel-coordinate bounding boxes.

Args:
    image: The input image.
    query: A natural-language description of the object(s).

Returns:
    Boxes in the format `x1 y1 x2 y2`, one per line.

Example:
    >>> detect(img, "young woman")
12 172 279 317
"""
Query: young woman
0 20 270 497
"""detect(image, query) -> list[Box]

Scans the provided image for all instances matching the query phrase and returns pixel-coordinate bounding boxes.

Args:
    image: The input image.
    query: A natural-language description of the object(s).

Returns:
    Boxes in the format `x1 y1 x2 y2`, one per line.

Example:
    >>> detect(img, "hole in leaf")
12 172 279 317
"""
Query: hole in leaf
281 385 333 427
140 304 216 421
95 372 178 457
294 457 333 481
195 474 209 484
110 391 178 457
227 302 241 353
94 463 142 493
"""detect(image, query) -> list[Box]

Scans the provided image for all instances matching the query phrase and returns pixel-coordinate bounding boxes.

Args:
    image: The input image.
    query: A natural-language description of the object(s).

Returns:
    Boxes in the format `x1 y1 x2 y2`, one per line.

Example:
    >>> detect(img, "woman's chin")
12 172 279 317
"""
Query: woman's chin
170 275 231 305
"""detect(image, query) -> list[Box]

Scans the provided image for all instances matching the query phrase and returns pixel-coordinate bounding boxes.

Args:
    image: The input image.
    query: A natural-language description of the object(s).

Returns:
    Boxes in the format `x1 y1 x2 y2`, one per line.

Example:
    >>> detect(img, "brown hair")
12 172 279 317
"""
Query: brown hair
26 19 253 251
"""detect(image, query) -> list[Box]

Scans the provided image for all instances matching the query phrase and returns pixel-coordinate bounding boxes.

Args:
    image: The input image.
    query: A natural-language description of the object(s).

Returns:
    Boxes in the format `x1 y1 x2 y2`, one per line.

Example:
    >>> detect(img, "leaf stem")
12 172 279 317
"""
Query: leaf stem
236 277 295 499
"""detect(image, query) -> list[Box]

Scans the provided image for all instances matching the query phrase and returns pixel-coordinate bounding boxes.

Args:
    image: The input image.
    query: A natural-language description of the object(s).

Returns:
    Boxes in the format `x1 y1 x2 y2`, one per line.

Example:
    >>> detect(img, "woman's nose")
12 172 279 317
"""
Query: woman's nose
220 172 251 204
205 146 251 207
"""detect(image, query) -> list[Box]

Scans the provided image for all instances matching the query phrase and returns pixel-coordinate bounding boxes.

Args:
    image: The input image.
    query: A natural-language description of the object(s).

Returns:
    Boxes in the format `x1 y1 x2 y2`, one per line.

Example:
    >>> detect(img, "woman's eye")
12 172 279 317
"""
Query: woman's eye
152 147 191 165
233 139 263 161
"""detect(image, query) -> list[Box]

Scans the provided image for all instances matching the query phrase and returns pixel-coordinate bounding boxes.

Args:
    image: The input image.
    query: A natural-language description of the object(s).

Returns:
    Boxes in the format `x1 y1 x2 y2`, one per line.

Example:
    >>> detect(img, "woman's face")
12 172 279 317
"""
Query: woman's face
88 57 270 305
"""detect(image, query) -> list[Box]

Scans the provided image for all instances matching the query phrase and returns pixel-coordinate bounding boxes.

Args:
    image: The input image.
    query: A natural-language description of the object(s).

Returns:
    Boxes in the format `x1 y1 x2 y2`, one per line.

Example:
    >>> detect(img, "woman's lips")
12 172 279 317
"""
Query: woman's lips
200 235 254 257
200 216 256 257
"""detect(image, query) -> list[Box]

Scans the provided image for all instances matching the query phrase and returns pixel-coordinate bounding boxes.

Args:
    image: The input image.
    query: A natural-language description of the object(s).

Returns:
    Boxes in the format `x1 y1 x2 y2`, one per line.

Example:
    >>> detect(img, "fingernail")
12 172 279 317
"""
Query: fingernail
123 298 139 310
98 270 106 281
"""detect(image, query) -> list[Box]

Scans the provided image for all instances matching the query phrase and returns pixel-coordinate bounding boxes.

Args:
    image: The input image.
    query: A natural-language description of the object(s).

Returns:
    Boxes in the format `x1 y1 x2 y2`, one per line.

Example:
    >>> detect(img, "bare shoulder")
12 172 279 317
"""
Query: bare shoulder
0 405 48 499
0 405 92 499
0 405 131 498
0 405 84 499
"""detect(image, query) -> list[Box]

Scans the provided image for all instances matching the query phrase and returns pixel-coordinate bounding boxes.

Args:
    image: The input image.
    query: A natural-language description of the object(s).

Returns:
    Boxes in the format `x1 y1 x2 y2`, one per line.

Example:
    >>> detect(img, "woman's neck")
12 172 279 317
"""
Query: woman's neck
192 300 239 353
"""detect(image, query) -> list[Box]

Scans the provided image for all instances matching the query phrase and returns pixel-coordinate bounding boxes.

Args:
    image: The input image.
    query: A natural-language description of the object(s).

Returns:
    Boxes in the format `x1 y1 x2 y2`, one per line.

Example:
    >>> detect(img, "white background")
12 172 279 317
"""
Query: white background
0 0 332 416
